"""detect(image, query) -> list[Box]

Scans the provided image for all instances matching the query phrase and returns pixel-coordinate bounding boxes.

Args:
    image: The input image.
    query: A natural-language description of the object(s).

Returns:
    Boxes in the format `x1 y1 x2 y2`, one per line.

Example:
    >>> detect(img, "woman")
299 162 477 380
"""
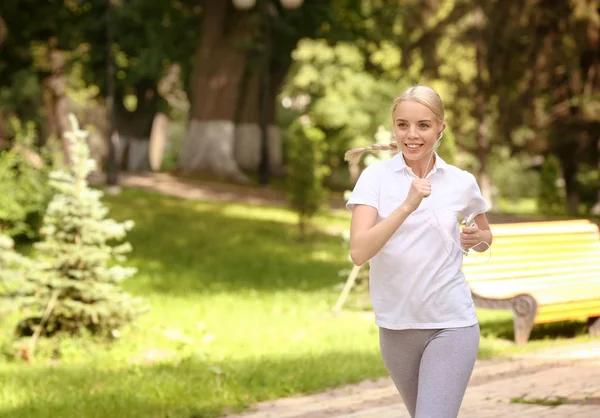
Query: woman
345 85 493 418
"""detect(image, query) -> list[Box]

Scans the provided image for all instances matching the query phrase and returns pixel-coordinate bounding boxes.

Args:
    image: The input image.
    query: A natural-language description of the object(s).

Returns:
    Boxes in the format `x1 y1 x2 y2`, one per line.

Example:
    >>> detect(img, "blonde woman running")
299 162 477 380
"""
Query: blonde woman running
345 85 493 418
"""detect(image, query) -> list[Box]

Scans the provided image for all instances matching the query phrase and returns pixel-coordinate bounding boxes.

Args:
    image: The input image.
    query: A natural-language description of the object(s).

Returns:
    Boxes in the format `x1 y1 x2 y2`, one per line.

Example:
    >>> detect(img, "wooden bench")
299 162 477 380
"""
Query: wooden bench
462 219 600 345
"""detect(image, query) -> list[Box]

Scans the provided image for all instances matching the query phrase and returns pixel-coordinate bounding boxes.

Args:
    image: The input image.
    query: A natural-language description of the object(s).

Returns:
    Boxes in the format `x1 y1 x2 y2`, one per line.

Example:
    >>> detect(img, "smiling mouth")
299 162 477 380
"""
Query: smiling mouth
405 143 424 150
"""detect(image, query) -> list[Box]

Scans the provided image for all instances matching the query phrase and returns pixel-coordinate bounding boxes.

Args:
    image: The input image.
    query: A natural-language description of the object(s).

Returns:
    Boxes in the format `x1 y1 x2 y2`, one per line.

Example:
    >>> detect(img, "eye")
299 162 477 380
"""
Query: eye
397 122 408 128
419 123 431 129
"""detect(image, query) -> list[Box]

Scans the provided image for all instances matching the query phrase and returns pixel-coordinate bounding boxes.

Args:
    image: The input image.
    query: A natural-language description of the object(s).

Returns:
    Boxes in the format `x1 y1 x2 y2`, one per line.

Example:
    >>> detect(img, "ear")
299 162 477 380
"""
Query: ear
438 123 446 141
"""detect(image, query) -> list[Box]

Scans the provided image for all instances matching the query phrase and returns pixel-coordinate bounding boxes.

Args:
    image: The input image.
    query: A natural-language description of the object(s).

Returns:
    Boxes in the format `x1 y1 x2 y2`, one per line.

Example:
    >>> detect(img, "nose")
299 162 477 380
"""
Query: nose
408 126 419 138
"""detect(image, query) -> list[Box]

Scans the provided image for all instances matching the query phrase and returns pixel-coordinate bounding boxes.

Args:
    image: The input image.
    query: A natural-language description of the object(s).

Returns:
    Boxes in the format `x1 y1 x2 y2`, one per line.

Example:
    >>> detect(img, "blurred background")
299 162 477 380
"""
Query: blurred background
0 1 599 417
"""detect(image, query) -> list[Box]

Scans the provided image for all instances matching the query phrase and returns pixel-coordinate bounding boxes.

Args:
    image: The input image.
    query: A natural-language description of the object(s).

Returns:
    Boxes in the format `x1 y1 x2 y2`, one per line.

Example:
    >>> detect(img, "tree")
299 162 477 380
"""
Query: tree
4 115 146 339
178 0 333 182
0 0 97 161
89 0 199 171
280 1 467 188
538 0 600 213
0 0 199 171
472 0 600 214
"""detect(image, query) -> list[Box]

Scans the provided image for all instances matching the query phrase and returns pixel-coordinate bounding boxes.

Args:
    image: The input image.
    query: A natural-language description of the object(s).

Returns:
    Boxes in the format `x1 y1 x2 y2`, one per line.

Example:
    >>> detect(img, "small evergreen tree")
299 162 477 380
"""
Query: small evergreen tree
286 116 329 240
6 115 147 338
537 154 565 215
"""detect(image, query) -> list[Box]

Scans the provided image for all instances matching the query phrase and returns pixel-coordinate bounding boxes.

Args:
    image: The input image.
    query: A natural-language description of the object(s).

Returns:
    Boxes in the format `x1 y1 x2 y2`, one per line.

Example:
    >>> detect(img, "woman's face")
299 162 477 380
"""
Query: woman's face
393 100 445 164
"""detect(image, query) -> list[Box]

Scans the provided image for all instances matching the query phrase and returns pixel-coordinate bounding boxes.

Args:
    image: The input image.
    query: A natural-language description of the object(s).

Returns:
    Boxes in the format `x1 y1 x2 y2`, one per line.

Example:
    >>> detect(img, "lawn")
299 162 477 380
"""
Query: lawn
0 188 592 418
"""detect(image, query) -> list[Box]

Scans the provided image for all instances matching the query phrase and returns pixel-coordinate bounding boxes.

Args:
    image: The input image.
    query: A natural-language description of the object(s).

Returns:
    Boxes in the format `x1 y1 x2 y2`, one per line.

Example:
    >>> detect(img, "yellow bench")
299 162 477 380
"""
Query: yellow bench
462 219 600 345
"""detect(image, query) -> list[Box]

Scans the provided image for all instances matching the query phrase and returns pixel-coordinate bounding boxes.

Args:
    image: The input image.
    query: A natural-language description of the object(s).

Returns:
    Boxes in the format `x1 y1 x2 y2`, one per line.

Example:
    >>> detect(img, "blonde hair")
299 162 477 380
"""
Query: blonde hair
344 84 445 165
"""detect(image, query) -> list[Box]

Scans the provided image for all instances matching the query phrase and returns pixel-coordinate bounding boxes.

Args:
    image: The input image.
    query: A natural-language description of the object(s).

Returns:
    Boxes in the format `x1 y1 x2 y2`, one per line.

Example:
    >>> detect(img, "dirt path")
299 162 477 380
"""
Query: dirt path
223 342 600 418
111 172 536 224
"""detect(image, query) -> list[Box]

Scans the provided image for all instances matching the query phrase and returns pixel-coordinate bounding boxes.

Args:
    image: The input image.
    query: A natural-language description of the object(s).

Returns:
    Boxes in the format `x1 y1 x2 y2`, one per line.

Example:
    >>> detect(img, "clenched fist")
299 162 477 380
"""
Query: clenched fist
403 179 431 212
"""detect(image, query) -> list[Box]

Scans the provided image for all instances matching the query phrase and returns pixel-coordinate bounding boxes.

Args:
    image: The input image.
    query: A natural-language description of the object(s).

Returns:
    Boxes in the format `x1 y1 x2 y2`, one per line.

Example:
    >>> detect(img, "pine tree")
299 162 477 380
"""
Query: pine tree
8 115 147 338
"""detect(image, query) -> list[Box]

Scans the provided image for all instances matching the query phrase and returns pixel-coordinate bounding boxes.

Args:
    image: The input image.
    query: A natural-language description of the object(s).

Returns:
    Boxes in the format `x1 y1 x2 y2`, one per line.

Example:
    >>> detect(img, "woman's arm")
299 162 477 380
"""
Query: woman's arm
349 203 412 266
349 179 431 266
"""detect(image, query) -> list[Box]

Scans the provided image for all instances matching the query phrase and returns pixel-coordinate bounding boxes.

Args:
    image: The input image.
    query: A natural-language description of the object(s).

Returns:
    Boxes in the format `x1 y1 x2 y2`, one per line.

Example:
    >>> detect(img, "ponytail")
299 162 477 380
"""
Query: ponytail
344 142 399 165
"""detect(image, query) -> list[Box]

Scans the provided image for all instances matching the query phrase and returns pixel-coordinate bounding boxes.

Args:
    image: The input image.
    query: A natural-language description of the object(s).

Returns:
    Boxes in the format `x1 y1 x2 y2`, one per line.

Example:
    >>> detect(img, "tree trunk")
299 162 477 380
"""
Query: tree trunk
0 15 6 50
560 155 580 215
234 64 284 175
149 113 169 172
114 81 158 172
593 137 600 215
178 1 250 183
474 6 493 207
42 38 71 165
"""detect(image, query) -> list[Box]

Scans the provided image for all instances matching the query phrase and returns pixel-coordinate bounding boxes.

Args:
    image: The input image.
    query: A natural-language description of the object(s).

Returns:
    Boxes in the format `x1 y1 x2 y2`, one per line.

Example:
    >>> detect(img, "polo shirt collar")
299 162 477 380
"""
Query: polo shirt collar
390 152 448 175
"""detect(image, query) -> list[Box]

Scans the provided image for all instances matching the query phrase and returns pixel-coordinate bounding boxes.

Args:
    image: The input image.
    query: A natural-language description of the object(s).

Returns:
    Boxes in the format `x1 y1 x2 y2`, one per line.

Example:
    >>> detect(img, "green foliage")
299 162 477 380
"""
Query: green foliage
0 234 33 316
286 117 330 239
437 128 457 165
282 39 403 188
0 69 44 127
537 155 565 215
0 119 52 240
576 165 600 213
3 115 147 339
490 148 539 201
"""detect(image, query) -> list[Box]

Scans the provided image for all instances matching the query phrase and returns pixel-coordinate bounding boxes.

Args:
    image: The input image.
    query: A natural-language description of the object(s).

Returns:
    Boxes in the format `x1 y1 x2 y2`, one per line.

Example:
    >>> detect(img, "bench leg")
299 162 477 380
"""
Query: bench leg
512 295 538 345
588 316 600 337
472 291 538 345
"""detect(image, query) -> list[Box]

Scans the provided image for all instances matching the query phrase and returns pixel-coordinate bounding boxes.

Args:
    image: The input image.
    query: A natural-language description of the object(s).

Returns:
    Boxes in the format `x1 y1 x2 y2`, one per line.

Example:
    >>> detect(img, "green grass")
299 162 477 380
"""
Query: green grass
0 189 592 418
510 396 566 407
496 197 539 215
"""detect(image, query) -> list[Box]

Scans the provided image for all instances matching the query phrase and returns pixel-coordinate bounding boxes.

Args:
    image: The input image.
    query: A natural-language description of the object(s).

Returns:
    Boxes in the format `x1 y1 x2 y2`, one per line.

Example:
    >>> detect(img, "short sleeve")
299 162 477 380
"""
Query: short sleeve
346 164 380 212
463 172 489 217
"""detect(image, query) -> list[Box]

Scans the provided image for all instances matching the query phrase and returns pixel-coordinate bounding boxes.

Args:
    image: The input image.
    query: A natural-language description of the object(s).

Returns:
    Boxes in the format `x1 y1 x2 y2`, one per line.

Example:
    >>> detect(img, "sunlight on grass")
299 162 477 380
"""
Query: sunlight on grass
496 198 538 214
220 204 299 224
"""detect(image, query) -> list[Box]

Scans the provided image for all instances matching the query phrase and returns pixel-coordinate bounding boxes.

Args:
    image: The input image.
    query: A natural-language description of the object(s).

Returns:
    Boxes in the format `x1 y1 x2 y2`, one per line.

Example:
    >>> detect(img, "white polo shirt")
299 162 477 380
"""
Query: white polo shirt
346 152 489 330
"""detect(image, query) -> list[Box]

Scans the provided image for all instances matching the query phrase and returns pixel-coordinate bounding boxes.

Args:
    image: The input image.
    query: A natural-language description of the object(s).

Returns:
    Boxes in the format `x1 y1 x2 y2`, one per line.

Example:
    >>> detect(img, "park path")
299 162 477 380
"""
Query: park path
111 172 534 224
223 341 600 418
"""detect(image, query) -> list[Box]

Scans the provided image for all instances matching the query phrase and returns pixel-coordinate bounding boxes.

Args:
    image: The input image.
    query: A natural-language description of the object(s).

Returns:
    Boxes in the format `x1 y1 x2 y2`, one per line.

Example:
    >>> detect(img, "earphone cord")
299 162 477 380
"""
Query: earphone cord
420 141 492 262
430 209 492 261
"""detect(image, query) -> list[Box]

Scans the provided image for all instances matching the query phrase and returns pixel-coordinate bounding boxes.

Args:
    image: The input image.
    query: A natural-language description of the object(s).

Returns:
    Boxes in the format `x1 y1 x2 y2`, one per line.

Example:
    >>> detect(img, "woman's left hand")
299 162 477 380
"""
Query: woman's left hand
460 223 482 250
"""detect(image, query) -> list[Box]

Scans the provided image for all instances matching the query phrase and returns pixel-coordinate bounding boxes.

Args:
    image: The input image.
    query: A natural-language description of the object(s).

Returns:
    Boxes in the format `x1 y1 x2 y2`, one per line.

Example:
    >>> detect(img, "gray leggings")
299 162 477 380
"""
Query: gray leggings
379 323 480 418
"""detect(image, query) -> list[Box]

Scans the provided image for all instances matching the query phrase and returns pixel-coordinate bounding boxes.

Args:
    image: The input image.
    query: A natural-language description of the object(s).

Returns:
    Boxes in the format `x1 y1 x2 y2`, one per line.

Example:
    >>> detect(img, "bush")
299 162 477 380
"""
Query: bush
0 234 33 316
286 117 330 240
537 154 565 215
576 165 599 213
0 119 53 240
490 148 539 202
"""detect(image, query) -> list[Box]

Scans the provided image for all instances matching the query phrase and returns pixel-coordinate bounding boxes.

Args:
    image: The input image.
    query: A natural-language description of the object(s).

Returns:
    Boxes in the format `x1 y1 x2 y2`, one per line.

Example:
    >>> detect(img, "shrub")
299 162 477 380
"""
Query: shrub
286 117 330 240
0 119 53 240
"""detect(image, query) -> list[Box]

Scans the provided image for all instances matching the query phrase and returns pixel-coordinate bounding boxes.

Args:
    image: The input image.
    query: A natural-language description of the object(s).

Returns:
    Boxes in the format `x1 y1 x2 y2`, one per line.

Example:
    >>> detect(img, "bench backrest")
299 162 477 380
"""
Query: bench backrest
462 220 600 290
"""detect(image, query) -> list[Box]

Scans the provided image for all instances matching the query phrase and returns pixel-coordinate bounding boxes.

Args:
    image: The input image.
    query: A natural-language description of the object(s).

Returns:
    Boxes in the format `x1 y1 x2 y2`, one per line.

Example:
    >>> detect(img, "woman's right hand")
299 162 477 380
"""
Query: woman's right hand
402 179 431 212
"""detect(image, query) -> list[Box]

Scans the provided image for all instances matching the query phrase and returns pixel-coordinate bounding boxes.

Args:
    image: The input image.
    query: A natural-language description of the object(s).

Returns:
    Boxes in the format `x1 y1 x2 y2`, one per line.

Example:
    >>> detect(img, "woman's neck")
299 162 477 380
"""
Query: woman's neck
404 152 436 178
